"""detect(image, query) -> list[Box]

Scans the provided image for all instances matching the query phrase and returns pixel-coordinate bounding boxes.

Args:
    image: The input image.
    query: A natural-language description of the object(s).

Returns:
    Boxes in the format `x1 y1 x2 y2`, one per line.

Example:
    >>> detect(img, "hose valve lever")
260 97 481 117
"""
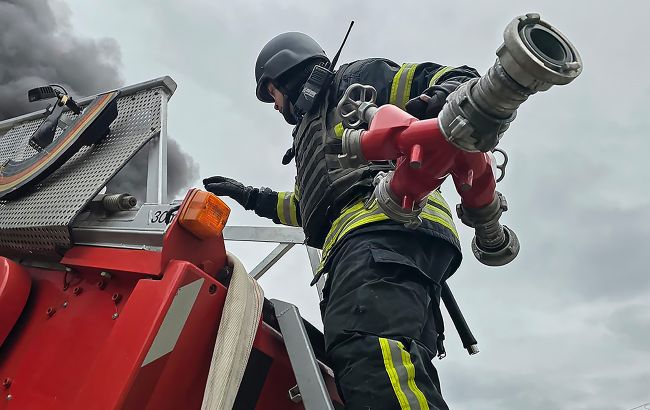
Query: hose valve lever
336 83 378 129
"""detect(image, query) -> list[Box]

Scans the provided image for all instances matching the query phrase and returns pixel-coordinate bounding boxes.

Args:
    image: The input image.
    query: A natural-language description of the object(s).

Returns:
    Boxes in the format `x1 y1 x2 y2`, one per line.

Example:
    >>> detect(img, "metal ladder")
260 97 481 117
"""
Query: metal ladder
223 226 335 410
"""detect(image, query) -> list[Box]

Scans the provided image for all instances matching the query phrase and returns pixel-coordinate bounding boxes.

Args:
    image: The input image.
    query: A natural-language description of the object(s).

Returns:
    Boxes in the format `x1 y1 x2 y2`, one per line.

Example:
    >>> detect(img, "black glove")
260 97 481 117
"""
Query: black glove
203 176 258 210
405 79 464 120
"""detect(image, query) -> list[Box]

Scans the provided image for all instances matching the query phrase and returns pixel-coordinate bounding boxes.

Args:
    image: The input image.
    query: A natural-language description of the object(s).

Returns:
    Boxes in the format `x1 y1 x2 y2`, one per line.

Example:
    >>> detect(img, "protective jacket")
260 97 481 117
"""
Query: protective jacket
253 59 479 277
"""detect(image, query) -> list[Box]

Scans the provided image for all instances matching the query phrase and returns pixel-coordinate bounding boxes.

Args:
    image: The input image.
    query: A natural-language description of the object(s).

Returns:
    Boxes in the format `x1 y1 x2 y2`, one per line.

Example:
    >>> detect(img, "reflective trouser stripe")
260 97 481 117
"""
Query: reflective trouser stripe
390 63 419 109
428 66 454 87
277 191 299 226
318 192 458 273
379 338 430 410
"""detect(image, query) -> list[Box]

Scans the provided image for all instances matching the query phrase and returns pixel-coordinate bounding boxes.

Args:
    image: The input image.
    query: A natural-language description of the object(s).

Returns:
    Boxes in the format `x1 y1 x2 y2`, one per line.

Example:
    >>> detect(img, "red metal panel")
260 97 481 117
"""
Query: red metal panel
0 258 31 348
140 267 227 410
61 246 162 278
71 260 207 409
0 266 139 409
0 226 341 409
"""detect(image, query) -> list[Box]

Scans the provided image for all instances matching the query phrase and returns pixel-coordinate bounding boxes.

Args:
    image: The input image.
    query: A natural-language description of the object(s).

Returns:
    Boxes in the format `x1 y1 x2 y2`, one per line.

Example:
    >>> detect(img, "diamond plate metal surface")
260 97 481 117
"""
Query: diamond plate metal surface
0 79 173 257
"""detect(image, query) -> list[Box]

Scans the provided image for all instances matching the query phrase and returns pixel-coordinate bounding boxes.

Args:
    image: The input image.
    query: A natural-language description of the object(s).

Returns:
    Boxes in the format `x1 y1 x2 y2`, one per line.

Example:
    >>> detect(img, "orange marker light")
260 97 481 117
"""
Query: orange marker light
178 189 230 239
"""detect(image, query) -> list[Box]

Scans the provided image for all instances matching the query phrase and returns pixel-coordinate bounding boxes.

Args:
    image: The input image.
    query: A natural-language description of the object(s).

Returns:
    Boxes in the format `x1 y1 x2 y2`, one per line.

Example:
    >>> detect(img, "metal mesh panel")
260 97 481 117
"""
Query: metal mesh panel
0 86 168 257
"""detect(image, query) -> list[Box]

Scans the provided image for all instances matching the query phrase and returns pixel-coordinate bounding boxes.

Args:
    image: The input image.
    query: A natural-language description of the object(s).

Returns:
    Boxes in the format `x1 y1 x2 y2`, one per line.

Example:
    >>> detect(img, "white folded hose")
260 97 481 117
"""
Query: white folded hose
201 252 264 410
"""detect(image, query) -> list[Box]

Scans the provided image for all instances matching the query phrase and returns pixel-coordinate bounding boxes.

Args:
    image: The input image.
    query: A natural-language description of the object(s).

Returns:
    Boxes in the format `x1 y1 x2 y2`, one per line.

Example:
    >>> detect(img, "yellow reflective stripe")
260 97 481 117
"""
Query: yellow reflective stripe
390 65 406 106
428 66 454 87
401 63 419 109
317 192 459 273
421 212 458 238
380 338 411 410
322 206 355 251
334 122 344 139
322 201 367 252
289 193 299 226
277 191 287 224
338 212 388 240
390 63 418 108
397 341 430 410
318 202 372 271
277 192 299 226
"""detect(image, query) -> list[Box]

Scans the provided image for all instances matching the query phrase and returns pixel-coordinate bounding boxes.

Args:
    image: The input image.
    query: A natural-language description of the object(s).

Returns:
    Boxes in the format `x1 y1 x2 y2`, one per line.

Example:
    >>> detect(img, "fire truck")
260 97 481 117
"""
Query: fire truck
0 14 581 409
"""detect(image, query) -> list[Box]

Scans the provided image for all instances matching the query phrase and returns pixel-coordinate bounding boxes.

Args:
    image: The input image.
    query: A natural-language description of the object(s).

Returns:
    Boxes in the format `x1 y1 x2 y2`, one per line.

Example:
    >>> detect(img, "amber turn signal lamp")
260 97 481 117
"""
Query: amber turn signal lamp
178 189 230 239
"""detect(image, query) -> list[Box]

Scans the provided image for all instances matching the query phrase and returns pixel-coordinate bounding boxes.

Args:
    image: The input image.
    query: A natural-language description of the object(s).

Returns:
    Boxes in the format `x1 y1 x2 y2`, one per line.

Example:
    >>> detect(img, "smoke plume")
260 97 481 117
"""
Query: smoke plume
106 138 200 202
0 0 199 200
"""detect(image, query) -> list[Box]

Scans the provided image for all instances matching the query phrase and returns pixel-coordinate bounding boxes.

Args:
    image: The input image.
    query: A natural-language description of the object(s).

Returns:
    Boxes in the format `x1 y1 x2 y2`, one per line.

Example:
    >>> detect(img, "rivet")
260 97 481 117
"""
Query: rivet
6 394 12 401
100 271 112 279
208 284 217 294
112 313 119 320
2 378 11 388
111 293 122 304
97 280 106 290
46 307 56 317
62 301 68 308
73 287 82 296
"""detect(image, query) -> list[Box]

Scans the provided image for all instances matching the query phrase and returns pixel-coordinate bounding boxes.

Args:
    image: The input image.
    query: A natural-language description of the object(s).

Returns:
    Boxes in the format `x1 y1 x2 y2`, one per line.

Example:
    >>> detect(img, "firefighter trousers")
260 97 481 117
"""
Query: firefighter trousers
320 228 458 410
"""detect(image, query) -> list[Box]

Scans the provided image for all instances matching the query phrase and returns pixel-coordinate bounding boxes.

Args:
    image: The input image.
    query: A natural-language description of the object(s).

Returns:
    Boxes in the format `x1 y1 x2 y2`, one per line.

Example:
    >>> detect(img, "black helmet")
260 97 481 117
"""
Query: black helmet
255 32 329 103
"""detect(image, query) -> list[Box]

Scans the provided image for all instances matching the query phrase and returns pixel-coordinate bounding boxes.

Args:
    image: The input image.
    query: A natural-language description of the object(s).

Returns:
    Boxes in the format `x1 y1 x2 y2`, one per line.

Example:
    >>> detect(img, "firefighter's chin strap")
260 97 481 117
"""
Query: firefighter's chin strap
201 252 264 410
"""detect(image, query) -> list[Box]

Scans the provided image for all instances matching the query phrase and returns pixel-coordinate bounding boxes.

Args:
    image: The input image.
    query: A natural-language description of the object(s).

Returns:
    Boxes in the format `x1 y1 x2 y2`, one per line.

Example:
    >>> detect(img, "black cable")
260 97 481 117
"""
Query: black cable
49 84 68 96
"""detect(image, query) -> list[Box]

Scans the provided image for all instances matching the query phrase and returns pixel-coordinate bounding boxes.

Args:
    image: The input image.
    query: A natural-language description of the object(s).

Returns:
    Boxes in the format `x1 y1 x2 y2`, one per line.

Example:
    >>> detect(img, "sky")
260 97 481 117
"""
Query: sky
2 0 650 408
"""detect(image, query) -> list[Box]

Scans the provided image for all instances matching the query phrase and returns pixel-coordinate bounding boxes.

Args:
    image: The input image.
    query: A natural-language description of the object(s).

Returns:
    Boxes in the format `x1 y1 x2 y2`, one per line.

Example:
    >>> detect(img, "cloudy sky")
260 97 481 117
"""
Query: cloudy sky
2 0 649 408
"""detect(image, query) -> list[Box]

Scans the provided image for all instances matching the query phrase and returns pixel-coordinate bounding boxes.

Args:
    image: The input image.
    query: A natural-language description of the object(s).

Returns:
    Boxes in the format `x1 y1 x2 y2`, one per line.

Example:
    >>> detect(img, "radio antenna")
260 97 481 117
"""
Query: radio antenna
330 21 354 70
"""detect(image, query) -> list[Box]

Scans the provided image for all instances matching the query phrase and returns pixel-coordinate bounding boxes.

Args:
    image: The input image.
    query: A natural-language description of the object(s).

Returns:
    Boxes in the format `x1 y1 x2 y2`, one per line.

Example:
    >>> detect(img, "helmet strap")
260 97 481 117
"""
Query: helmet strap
281 94 299 125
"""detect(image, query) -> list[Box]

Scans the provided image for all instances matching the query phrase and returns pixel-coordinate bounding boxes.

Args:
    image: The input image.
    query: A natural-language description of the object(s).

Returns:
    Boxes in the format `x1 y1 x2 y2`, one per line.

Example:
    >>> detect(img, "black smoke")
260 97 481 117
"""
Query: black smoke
0 0 199 200
106 138 200 202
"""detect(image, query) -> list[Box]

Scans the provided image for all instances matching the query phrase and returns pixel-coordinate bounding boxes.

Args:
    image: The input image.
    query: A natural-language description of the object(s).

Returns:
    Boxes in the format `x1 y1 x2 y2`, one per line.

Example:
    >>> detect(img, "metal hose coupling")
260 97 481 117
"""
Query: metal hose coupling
372 172 427 229
457 192 520 266
438 13 582 152
338 128 368 168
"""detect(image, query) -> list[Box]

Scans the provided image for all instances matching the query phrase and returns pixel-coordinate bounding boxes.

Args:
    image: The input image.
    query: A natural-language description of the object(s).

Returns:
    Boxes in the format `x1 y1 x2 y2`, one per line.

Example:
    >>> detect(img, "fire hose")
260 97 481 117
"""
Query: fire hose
337 13 581 266
201 252 264 410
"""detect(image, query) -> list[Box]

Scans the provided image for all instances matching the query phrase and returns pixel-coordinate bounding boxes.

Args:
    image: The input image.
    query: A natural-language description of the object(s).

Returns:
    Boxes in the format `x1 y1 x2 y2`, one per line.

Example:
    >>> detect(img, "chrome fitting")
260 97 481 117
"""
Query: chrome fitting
457 192 520 266
338 128 368 168
439 13 582 152
373 172 426 228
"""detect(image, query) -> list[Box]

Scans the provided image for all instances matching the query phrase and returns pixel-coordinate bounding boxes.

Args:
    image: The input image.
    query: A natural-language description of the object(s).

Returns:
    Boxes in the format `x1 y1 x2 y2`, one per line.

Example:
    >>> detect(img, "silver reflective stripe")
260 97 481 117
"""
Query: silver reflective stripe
142 278 204 366
391 63 418 109
283 194 293 225
386 340 423 409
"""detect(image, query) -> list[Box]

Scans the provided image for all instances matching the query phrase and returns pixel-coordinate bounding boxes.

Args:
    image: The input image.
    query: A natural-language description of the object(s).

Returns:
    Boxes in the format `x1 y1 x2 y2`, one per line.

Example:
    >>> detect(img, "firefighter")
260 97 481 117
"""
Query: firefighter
204 32 478 409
